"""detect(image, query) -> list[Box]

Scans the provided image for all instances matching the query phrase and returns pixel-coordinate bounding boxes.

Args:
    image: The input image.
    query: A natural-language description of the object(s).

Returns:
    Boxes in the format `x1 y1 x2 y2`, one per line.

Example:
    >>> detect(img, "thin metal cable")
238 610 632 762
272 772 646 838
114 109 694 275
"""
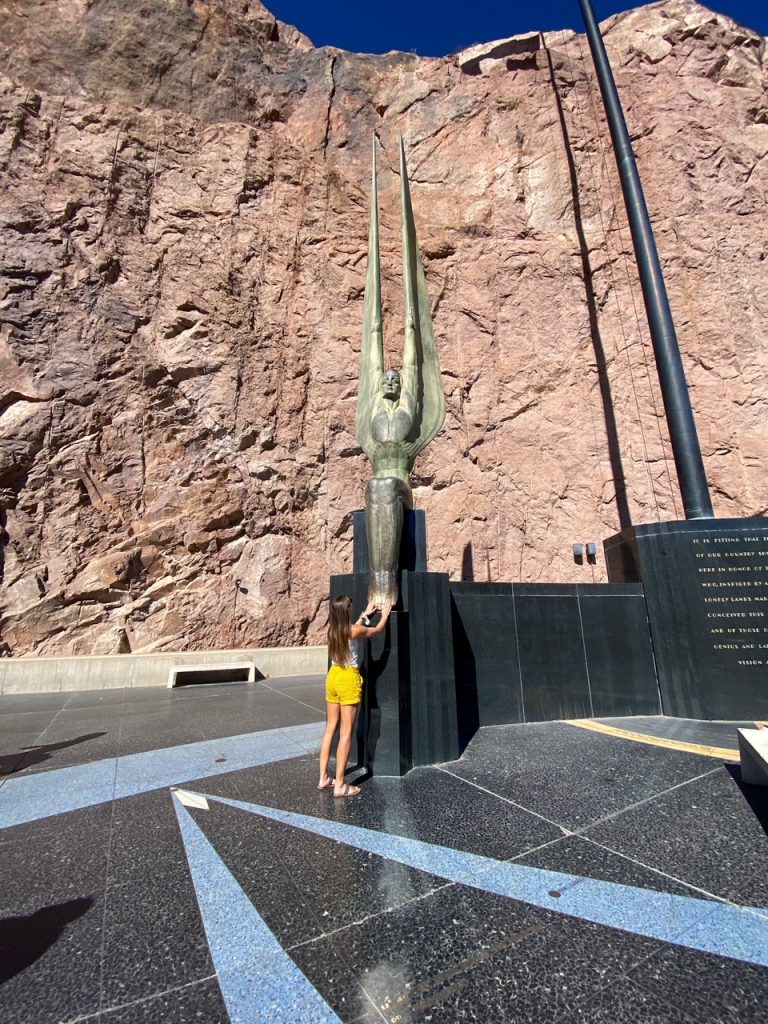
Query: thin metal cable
562 36 661 521
575 33 681 519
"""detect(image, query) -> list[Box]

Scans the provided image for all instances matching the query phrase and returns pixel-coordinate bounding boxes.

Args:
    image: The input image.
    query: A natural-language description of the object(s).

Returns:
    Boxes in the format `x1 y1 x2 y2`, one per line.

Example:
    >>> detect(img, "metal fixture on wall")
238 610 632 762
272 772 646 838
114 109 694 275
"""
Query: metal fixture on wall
573 541 597 581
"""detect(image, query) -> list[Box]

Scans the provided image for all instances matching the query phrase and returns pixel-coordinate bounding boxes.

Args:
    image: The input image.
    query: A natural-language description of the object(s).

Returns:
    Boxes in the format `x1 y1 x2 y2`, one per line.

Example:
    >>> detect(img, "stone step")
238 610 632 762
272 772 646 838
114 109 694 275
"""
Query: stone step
737 728 768 786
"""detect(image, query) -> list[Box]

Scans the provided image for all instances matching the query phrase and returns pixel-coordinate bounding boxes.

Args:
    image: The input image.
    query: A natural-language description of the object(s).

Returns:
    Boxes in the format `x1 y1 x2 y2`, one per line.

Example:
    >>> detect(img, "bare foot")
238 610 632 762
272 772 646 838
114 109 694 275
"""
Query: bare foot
755 722 767 731
317 776 333 790
333 783 361 798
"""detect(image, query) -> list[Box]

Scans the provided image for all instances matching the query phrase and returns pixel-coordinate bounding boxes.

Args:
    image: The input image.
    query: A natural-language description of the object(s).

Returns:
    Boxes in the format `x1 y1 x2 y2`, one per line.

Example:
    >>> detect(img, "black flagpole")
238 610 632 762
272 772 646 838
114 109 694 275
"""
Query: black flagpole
577 0 713 519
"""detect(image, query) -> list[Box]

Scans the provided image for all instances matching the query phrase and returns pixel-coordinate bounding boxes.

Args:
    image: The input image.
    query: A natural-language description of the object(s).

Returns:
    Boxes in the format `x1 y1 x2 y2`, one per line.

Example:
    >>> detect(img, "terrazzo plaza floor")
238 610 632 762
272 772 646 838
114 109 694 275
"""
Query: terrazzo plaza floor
1 675 767 1023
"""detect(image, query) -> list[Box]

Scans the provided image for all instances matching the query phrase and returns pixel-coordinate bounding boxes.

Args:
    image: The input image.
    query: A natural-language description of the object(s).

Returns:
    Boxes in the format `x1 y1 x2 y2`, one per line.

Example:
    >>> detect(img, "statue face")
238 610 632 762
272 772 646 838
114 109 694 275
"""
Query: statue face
381 370 401 401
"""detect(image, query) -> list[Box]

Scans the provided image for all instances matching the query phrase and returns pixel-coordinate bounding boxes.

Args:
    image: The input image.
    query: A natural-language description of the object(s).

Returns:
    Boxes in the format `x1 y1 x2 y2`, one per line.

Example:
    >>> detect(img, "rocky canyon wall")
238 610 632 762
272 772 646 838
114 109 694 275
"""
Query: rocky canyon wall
0 0 766 656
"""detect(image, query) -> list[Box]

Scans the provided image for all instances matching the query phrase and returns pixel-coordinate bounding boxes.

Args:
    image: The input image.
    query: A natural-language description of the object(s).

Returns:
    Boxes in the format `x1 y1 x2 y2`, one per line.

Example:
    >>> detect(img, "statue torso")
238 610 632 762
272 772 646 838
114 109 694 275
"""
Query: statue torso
371 404 412 445
370 402 414 480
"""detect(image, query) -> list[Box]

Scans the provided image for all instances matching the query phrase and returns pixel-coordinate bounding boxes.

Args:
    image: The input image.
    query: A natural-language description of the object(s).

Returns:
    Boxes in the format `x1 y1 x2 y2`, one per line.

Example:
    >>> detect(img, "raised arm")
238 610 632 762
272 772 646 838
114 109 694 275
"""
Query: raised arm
401 136 419 380
355 137 384 460
350 603 391 639
399 136 445 456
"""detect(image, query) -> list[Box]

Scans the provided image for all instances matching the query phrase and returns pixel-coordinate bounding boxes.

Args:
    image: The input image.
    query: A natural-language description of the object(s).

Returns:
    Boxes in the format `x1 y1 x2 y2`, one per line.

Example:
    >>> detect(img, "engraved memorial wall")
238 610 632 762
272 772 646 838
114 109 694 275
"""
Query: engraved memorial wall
605 519 768 720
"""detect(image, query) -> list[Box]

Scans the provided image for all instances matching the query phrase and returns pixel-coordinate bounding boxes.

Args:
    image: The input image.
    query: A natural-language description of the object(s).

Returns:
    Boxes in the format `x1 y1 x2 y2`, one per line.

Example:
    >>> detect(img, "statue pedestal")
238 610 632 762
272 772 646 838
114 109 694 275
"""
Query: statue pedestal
330 564 459 777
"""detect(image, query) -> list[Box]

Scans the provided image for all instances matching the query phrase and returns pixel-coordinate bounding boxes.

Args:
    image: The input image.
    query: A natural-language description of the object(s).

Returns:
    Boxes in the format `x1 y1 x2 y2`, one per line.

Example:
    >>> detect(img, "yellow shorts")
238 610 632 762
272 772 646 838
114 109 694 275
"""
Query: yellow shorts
326 664 363 706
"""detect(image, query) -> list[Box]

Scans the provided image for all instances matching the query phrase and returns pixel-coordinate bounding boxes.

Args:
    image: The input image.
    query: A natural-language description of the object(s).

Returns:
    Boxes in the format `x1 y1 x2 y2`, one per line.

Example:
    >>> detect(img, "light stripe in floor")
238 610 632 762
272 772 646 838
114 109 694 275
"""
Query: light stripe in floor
173 795 341 1024
197 792 768 969
567 719 739 760
0 722 323 829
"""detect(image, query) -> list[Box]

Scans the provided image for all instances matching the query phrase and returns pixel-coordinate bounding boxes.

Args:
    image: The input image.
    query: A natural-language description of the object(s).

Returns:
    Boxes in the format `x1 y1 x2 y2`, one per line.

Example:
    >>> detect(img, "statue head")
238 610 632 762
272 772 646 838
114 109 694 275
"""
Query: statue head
380 369 401 401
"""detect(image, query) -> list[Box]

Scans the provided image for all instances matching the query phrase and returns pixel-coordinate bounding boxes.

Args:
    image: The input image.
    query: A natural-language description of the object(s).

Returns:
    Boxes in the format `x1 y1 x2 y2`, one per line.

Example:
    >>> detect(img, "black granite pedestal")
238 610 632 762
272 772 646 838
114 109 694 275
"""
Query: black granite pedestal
605 517 768 719
330 510 459 776
330 569 460 776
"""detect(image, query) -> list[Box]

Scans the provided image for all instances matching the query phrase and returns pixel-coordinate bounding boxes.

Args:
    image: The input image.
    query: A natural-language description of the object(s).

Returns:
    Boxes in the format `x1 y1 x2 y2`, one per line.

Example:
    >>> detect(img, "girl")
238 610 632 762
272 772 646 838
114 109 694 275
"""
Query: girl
318 594 391 797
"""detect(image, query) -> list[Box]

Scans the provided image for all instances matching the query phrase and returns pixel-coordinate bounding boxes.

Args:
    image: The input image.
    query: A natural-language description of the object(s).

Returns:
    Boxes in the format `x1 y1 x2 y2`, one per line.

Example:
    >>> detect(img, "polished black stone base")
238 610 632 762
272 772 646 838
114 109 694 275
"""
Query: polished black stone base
330 570 460 776
333 510 458 776
605 518 768 720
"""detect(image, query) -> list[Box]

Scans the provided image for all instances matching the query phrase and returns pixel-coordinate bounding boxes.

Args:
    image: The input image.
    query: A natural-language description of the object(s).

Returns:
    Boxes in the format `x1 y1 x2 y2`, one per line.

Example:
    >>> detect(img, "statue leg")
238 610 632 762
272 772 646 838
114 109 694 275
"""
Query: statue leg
365 477 413 609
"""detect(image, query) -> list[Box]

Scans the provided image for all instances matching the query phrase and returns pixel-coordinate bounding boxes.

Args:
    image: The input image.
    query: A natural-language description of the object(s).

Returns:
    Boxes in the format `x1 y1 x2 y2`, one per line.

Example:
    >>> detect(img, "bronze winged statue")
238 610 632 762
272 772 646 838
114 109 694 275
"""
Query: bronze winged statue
356 137 445 610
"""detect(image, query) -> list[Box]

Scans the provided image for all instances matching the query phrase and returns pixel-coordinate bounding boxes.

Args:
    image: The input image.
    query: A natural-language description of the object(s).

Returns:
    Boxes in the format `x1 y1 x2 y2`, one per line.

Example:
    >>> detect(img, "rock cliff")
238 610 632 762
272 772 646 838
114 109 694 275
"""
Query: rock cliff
0 0 766 656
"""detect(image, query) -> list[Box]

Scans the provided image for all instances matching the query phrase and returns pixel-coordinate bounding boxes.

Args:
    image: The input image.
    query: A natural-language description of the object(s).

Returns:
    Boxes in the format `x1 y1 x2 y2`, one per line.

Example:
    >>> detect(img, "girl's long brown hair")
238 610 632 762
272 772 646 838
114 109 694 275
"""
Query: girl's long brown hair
328 594 353 666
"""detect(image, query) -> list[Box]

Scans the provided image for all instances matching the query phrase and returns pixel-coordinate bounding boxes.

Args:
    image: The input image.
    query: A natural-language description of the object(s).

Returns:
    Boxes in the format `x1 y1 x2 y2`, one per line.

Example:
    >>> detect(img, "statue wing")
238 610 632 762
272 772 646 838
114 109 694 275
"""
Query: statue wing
355 137 384 462
400 136 445 460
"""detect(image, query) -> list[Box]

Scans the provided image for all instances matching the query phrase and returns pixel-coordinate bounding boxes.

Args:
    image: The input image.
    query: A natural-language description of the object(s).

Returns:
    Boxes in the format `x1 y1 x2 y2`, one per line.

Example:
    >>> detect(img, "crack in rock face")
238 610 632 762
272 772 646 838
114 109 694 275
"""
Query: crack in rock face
0 0 766 657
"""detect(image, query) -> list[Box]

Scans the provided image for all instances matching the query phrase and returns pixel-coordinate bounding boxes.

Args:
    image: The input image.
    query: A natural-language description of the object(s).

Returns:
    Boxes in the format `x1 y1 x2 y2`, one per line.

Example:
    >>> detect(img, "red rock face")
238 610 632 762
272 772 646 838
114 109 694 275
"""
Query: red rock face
0 0 766 656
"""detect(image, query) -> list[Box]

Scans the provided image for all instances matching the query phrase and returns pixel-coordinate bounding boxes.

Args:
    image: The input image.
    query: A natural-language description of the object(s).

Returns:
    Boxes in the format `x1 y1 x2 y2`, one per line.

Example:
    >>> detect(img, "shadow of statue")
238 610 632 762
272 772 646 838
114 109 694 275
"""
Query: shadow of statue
461 541 475 582
543 42 632 530
0 897 94 984
0 732 108 777
451 598 479 753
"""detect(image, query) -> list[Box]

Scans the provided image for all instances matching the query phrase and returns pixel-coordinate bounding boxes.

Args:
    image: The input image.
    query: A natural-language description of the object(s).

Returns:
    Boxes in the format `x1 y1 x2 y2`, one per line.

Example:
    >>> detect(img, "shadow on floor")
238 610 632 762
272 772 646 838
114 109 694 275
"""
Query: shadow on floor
0 733 108 777
0 897 94 983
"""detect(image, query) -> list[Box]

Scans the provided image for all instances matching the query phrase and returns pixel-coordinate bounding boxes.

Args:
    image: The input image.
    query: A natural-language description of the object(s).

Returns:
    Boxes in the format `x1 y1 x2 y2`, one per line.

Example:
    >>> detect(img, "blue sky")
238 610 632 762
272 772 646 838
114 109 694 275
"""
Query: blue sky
267 1 767 56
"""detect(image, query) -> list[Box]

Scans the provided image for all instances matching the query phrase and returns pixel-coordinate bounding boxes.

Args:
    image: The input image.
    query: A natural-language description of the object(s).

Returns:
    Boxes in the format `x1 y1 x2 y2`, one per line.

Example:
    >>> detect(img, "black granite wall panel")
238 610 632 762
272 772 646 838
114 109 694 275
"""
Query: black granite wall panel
578 585 661 717
450 581 660 727
450 589 523 730
515 587 593 722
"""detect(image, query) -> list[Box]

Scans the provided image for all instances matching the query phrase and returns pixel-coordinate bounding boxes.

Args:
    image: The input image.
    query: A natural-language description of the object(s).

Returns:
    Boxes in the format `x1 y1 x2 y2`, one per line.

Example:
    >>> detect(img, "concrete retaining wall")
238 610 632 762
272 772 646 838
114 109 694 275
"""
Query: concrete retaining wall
0 645 327 695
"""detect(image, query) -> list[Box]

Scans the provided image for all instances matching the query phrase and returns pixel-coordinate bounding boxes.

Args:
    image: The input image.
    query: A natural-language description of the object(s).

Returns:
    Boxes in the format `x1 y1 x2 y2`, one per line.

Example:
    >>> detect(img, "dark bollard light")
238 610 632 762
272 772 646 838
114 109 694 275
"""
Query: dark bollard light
577 0 714 520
